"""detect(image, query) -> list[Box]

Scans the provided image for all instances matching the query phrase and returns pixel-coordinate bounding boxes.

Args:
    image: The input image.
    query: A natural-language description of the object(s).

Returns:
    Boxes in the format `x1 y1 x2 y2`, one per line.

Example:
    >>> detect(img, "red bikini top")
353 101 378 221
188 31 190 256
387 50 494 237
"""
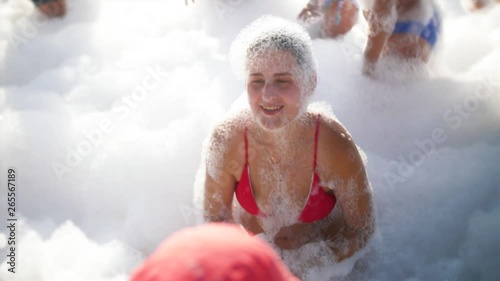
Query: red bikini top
234 115 337 223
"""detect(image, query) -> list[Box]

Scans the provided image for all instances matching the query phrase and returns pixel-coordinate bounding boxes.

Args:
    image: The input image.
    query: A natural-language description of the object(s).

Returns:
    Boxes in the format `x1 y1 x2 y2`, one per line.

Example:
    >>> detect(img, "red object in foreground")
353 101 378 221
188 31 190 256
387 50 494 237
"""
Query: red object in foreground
131 223 299 281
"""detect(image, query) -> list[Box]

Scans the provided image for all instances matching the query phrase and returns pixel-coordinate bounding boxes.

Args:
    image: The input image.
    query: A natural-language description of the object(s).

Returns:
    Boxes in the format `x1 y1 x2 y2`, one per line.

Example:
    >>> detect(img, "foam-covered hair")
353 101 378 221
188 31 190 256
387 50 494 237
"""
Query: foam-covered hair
229 15 318 95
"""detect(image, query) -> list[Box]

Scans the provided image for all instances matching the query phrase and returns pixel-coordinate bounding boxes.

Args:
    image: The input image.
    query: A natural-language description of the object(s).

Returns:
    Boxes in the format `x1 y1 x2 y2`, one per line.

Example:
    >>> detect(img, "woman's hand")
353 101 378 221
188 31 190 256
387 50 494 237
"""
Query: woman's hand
282 240 337 276
362 58 376 77
273 236 302 250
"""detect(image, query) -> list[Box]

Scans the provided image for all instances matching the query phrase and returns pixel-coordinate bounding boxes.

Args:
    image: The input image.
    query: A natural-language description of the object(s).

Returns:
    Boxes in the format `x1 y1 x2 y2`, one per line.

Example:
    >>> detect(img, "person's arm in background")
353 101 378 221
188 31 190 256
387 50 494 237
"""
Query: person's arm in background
298 0 323 24
363 0 397 75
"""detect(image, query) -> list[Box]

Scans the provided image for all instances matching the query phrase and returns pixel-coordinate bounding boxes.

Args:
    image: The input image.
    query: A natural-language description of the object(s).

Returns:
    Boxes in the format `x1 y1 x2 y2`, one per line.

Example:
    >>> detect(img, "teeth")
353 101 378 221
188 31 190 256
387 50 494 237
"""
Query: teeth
262 106 281 111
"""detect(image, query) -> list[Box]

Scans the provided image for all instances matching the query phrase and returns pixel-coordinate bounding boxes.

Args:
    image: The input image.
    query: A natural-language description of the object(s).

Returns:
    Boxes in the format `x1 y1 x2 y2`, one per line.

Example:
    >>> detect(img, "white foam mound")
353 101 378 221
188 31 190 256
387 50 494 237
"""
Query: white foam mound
0 219 142 281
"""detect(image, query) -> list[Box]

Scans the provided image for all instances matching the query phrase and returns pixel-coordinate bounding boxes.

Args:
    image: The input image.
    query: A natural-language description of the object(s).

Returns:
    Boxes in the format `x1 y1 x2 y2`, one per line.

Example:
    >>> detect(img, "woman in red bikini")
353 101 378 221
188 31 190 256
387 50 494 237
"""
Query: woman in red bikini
203 15 374 272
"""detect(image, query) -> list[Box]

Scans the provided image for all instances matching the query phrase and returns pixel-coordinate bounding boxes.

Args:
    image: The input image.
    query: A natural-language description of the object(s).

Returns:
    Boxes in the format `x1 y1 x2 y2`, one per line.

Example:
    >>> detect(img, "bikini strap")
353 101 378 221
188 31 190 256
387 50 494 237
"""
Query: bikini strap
244 126 248 165
313 115 321 170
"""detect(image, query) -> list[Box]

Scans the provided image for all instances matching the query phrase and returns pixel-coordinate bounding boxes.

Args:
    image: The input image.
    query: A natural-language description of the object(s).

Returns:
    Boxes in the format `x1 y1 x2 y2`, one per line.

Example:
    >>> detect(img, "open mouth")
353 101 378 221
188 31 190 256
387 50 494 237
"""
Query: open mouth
260 105 284 115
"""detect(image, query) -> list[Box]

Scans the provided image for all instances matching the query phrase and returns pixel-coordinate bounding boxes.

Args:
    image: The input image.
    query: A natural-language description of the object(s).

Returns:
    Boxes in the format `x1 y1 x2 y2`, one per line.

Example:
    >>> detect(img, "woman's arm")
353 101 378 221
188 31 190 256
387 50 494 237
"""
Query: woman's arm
363 0 397 75
203 125 238 223
327 165 374 262
204 170 235 222
322 122 375 262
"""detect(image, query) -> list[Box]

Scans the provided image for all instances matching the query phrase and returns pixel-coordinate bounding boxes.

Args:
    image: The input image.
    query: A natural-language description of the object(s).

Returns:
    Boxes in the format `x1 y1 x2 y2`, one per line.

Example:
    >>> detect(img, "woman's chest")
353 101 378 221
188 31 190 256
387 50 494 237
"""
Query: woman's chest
248 152 316 214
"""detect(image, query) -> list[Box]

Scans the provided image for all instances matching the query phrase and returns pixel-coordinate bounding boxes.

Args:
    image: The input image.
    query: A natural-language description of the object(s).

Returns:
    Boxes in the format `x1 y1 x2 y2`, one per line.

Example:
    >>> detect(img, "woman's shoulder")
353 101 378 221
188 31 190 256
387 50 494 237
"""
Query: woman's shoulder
208 109 252 150
300 107 351 144
312 111 364 177
312 112 352 145
314 113 364 172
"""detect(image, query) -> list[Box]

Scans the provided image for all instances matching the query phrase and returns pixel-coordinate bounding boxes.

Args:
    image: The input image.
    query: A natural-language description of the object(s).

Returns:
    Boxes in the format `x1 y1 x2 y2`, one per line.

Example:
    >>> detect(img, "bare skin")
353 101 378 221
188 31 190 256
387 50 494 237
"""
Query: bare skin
323 0 360 37
463 0 500 11
298 0 359 38
471 0 488 10
36 0 67 18
363 0 433 75
205 111 374 261
204 49 374 262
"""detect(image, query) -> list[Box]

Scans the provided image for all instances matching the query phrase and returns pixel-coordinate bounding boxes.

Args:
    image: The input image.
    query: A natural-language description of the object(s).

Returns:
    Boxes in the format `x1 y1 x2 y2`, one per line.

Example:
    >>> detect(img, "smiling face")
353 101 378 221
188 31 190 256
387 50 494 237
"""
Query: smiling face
246 49 305 131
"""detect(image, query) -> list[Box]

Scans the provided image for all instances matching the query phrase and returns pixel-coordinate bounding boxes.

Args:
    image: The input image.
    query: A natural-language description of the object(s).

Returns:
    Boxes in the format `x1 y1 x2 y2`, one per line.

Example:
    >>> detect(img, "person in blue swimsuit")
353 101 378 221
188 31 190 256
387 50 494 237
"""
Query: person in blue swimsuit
203 15 375 277
361 0 442 75
32 0 66 18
